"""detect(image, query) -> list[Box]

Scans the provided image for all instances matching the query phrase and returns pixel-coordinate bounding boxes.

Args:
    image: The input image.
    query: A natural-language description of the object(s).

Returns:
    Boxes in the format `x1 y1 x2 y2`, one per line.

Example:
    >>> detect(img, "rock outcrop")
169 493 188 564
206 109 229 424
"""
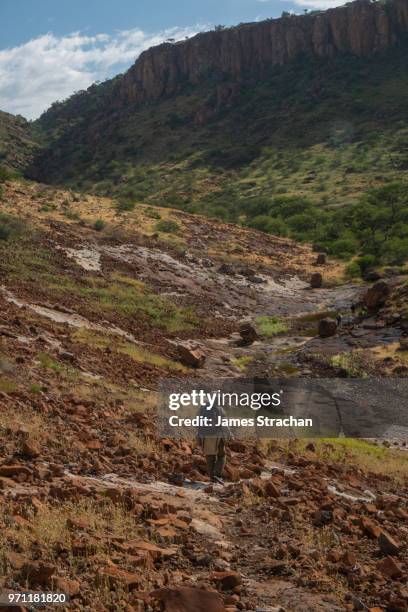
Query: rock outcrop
118 0 408 106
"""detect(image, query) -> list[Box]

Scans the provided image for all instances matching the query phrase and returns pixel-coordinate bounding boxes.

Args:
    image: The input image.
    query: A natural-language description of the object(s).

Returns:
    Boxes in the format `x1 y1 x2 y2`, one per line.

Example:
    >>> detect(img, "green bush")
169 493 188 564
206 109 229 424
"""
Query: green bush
345 261 361 278
155 219 180 234
330 238 358 259
93 219 105 231
145 208 161 220
356 254 377 273
0 166 11 183
0 213 25 241
116 200 135 213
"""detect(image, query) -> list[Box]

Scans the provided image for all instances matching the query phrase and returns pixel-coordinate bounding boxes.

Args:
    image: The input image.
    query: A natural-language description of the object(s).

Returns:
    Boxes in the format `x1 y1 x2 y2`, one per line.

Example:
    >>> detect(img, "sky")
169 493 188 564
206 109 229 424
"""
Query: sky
0 0 346 120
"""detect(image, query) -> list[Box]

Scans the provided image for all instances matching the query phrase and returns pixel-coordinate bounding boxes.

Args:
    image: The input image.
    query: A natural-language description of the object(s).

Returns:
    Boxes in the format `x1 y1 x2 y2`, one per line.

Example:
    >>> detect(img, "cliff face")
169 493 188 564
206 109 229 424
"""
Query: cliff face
119 0 408 105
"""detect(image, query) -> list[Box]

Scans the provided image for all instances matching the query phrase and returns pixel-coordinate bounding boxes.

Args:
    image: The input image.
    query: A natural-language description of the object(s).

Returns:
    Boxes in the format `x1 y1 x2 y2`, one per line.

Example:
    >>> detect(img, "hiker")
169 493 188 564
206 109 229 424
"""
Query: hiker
336 314 342 327
197 403 231 484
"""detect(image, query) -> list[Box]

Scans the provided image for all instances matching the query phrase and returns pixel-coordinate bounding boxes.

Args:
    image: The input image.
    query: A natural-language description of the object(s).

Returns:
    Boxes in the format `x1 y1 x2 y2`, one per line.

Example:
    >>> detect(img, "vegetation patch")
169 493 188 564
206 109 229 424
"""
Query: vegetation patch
231 356 253 371
331 351 369 378
256 316 289 337
72 328 187 372
300 438 408 482
155 219 180 234
0 212 25 241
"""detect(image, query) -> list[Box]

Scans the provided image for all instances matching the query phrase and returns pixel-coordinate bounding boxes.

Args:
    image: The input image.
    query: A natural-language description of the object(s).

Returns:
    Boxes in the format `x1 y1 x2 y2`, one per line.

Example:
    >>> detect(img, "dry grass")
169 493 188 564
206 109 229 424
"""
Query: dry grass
0 406 49 442
300 438 408 482
72 328 187 372
0 498 144 563
127 431 159 455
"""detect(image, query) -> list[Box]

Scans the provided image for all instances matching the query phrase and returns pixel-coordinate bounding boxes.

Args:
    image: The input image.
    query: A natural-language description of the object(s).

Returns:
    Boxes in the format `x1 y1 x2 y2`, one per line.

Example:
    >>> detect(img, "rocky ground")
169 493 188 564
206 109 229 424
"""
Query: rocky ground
0 180 407 611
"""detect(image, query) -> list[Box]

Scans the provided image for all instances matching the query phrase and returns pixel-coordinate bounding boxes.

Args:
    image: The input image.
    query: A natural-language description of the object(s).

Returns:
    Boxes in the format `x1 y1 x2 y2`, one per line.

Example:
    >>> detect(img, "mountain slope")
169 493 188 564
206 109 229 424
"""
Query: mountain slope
28 0 408 204
22 0 408 271
0 110 38 171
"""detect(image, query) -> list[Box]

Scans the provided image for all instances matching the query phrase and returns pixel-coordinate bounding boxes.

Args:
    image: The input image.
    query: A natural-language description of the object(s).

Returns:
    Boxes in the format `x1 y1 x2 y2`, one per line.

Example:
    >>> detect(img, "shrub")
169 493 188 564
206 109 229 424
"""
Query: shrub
356 254 377 273
145 208 161 220
0 166 11 183
116 200 135 213
0 213 25 241
93 219 105 231
345 261 361 278
256 316 289 336
155 219 180 234
330 238 358 259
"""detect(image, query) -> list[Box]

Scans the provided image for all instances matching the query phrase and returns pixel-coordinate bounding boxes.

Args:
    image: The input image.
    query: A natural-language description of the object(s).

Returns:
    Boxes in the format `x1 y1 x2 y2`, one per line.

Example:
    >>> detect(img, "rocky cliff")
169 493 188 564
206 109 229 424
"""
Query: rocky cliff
118 0 408 105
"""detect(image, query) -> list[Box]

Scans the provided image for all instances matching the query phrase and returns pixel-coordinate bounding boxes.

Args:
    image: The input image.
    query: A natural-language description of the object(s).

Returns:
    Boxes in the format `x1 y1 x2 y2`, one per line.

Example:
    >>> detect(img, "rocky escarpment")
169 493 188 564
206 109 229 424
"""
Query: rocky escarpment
119 0 408 105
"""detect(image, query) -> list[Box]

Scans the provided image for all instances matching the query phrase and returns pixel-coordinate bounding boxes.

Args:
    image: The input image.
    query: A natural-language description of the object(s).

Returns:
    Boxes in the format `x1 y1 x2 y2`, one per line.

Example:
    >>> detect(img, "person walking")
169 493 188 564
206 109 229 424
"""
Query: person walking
197 403 230 484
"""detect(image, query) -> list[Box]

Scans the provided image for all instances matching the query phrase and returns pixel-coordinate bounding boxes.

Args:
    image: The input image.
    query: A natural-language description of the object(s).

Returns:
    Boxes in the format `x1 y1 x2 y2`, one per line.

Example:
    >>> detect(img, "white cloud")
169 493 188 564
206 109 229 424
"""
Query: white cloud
287 0 347 8
259 0 347 9
0 25 200 120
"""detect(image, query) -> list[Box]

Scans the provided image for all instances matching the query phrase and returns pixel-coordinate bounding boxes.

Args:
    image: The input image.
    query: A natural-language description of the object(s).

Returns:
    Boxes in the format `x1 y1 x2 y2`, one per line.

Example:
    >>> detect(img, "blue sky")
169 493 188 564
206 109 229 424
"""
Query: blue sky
0 0 344 119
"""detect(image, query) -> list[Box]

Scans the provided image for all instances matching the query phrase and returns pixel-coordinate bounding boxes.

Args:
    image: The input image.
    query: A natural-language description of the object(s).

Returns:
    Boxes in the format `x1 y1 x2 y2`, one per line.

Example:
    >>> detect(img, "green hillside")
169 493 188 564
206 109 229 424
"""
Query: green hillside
0 110 39 172
27 39 408 273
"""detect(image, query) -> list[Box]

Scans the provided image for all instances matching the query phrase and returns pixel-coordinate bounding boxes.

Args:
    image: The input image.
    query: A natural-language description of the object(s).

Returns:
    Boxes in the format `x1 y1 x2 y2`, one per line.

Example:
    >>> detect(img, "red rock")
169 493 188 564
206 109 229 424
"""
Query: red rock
155 526 178 540
360 517 381 539
378 531 401 556
212 571 242 591
0 464 31 478
125 540 177 560
97 566 141 590
264 480 280 498
54 577 80 597
86 440 102 450
67 517 92 531
310 272 323 288
363 281 390 311
327 549 342 563
6 552 26 570
177 344 206 368
238 323 258 346
249 478 265 496
151 587 225 612
21 561 56 587
376 556 403 579
22 439 41 458
341 551 357 567
318 318 337 338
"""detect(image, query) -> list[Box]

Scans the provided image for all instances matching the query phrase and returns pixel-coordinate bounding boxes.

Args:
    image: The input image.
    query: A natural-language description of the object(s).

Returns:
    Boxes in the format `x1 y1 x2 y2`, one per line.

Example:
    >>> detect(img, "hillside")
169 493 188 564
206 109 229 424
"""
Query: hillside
24 0 408 272
0 178 407 609
0 111 38 172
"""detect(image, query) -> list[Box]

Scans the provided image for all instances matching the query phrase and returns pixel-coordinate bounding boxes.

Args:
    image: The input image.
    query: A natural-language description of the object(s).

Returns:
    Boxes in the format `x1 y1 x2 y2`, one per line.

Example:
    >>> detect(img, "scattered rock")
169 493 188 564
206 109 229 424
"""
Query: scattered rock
318 318 337 338
212 571 242 591
22 439 41 459
21 561 56 587
264 480 281 498
53 577 81 597
238 322 258 346
310 273 323 289
0 464 31 478
363 281 390 311
376 556 403 579
315 253 326 265
362 270 381 282
398 337 408 351
151 587 225 612
177 344 206 368
97 566 141 590
378 531 401 556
